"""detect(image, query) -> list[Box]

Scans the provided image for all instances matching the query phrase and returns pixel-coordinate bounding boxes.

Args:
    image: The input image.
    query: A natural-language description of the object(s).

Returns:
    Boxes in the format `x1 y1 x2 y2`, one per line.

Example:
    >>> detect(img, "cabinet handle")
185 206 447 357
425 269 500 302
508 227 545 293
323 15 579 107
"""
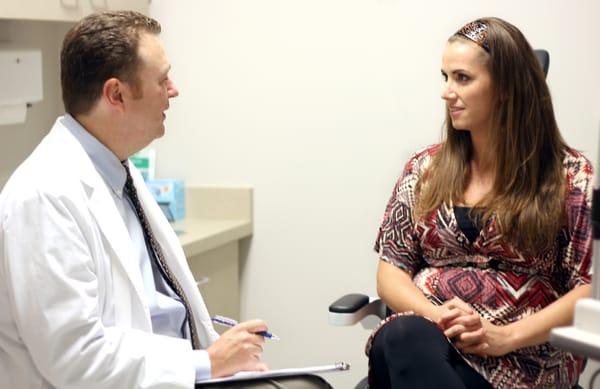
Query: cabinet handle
60 0 79 9
89 0 108 10
196 276 210 287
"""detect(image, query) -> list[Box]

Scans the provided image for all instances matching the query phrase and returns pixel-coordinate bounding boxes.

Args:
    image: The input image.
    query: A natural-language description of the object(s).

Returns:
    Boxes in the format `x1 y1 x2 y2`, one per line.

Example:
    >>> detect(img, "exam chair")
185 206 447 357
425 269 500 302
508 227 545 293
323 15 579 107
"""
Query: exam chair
328 49 551 389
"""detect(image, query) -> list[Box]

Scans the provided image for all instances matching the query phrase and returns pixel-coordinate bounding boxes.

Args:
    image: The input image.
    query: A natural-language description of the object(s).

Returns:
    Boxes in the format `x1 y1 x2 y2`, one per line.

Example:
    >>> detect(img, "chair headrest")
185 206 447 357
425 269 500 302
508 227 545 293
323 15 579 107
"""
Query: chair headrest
534 49 550 78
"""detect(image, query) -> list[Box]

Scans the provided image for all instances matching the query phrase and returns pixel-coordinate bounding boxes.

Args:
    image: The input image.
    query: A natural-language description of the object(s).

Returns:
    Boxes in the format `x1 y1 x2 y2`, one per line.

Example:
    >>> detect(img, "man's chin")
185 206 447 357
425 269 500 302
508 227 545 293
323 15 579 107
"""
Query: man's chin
152 126 166 140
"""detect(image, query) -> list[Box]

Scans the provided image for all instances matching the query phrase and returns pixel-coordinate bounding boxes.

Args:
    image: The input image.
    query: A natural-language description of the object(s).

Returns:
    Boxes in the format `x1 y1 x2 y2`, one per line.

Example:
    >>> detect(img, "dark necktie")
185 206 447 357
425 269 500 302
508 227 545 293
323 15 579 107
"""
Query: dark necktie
122 163 200 349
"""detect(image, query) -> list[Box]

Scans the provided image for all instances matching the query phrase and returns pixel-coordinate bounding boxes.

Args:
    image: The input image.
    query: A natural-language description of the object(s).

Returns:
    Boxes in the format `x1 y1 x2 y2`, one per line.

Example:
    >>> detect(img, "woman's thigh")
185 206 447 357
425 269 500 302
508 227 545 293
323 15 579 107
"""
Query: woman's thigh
369 315 491 389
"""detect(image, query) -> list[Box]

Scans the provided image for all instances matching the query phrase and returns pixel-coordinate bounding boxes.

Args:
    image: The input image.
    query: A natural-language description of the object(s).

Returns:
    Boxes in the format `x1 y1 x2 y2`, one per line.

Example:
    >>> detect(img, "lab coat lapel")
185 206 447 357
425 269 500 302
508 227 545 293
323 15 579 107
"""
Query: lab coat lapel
52 123 150 330
127 162 219 347
85 178 149 325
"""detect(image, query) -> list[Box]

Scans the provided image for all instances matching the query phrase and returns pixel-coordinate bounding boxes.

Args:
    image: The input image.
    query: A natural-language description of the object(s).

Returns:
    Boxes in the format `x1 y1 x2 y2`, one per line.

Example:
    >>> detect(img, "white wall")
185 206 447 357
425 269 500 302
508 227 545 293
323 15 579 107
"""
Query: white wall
150 1 600 388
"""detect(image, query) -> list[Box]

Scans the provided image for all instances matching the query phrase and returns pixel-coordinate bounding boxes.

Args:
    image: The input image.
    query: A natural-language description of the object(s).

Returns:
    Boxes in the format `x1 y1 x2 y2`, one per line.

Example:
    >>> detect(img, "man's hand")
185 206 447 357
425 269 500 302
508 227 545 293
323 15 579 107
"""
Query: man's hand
207 319 269 378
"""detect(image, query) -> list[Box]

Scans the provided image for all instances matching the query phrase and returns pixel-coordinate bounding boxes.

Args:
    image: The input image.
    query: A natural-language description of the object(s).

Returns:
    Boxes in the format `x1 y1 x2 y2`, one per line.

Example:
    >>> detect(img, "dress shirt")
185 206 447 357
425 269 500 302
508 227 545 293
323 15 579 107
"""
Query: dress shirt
64 114 211 380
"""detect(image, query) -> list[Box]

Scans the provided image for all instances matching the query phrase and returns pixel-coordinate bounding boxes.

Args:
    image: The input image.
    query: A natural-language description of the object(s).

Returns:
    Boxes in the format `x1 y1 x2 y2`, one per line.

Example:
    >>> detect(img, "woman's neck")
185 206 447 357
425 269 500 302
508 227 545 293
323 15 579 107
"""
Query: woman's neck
461 129 495 206
469 129 495 175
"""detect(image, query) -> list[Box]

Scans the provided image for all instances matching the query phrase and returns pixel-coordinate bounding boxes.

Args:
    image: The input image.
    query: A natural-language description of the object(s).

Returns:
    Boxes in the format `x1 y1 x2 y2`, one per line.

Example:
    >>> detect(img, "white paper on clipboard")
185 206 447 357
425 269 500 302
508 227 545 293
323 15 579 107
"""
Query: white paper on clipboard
195 362 350 385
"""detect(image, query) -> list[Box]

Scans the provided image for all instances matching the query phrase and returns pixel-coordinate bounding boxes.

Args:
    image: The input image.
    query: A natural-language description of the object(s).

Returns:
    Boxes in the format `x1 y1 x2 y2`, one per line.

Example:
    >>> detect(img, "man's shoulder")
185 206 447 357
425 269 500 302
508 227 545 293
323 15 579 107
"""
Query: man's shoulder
1 155 67 214
0 120 91 212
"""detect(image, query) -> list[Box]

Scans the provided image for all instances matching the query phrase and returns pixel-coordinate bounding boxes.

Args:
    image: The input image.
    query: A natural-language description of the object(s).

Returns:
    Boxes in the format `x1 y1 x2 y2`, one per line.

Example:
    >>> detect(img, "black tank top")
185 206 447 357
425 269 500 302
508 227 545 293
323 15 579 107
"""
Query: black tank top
453 206 482 243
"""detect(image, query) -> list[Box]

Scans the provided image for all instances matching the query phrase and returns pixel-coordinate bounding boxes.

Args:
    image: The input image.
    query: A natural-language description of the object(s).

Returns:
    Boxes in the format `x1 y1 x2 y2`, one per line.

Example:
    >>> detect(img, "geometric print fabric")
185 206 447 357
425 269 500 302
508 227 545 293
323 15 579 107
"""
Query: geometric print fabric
373 144 593 388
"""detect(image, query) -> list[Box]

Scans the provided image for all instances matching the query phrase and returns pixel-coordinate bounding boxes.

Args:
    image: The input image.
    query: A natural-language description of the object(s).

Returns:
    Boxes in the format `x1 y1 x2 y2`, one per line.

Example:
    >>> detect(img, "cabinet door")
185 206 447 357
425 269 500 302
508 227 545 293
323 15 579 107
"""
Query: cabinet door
187 243 241 326
0 0 84 22
0 0 149 22
87 0 148 14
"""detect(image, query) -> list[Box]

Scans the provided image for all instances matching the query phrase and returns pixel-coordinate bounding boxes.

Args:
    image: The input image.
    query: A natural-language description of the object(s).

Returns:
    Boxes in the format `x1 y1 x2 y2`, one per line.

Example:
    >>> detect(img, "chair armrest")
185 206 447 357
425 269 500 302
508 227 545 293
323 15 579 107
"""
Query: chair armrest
328 293 387 326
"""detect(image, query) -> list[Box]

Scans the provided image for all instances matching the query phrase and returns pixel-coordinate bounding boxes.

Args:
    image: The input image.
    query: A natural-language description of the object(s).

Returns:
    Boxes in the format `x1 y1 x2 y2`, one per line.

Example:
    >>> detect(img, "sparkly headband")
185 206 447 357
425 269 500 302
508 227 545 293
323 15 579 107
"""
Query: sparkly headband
456 21 490 52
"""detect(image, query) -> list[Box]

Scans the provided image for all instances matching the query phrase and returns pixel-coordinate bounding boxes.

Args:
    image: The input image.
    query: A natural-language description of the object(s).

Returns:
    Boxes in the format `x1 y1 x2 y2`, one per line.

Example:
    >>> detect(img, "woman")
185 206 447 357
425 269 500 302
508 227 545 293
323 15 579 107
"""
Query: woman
368 17 592 389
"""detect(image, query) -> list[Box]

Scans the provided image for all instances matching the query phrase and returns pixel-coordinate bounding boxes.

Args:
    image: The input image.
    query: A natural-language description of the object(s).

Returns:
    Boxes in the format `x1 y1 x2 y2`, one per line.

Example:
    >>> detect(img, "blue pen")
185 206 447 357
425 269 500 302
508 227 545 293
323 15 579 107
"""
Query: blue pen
211 315 280 340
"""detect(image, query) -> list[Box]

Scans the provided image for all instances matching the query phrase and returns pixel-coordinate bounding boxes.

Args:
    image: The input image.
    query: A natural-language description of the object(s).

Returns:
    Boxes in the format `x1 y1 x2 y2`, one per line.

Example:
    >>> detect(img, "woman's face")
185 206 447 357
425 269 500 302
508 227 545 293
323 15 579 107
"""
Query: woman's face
441 39 494 135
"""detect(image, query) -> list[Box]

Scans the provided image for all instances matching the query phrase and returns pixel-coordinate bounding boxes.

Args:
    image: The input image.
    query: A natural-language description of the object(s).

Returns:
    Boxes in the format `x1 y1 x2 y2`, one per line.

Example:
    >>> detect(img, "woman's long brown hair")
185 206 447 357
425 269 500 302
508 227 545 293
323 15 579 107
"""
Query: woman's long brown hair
415 17 567 252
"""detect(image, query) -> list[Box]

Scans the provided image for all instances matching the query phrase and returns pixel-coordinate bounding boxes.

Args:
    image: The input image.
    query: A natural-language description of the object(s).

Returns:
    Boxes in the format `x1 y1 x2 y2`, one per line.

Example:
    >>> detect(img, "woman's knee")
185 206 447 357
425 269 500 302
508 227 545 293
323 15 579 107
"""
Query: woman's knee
383 316 441 349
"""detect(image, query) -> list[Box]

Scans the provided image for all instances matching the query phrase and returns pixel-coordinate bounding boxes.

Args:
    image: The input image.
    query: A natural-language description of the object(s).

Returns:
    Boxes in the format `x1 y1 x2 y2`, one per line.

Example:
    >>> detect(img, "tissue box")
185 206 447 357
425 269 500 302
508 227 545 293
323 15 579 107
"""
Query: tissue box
129 149 156 181
146 179 185 222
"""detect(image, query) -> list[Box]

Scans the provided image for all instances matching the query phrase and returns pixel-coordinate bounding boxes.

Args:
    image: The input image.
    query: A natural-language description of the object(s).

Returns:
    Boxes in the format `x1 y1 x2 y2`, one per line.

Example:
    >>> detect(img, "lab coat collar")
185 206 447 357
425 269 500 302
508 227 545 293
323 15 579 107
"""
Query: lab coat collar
62 114 127 199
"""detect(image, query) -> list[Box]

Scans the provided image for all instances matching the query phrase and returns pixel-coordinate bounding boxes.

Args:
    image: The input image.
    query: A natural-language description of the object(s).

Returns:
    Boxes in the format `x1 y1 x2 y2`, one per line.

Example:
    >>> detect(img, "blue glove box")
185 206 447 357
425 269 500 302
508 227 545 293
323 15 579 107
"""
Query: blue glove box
146 179 185 222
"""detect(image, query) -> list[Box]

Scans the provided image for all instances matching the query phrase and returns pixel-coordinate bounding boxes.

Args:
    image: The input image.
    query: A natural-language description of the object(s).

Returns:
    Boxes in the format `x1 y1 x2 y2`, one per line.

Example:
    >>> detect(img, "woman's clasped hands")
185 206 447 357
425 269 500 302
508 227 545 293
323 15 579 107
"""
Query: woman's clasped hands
435 297 514 357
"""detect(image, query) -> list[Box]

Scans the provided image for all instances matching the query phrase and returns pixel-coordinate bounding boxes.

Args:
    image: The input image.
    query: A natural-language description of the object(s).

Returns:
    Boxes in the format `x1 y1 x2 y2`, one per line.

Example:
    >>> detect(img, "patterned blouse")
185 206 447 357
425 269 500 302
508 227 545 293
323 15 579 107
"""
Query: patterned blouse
371 144 593 388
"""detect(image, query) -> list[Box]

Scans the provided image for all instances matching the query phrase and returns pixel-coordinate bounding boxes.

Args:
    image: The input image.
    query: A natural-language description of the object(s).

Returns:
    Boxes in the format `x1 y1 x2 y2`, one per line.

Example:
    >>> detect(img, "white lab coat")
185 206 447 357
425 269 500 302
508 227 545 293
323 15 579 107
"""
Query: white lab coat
0 116 220 389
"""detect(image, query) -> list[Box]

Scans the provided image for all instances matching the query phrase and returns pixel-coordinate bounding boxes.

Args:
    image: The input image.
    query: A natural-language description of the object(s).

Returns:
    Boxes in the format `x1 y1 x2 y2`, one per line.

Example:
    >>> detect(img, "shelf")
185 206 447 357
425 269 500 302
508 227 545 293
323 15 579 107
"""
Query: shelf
172 217 252 258
170 186 253 258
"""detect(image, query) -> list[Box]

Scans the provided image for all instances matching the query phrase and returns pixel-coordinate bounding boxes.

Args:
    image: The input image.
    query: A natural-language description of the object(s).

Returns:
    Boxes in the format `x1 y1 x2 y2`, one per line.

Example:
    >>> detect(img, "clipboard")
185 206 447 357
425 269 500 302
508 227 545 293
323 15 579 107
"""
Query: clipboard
195 362 350 385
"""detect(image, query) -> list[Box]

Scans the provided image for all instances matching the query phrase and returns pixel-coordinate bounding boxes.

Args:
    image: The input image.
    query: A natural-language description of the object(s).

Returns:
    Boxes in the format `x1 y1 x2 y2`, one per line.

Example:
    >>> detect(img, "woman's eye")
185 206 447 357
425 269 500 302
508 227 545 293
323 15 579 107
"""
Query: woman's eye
457 73 470 82
441 72 448 82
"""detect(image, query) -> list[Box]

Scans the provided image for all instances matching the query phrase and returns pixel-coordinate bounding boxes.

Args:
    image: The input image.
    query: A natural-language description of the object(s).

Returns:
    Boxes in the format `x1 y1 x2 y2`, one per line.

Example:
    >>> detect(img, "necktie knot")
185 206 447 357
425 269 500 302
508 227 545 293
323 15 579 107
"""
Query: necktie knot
122 162 135 195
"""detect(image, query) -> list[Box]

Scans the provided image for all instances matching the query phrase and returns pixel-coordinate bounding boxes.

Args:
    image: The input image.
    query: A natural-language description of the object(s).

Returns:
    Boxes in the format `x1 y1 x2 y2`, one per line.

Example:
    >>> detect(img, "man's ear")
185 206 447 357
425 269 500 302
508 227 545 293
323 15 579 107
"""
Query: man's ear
102 78 125 111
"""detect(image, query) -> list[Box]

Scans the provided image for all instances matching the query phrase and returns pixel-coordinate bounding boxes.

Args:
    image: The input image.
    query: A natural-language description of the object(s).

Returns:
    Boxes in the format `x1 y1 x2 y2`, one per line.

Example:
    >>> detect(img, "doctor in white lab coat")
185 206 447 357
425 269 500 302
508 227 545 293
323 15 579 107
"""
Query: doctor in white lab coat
0 114 221 388
0 10 330 389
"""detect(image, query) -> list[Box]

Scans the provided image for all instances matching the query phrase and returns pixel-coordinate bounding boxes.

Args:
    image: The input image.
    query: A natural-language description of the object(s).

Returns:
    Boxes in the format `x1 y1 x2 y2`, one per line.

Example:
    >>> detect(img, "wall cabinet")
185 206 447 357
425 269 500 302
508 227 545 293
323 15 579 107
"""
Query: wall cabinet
0 0 149 22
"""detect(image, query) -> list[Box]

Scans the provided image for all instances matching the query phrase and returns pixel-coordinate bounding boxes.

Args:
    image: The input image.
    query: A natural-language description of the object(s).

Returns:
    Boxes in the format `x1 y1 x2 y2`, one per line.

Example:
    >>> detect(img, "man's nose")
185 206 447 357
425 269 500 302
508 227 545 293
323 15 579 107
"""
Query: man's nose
168 79 179 98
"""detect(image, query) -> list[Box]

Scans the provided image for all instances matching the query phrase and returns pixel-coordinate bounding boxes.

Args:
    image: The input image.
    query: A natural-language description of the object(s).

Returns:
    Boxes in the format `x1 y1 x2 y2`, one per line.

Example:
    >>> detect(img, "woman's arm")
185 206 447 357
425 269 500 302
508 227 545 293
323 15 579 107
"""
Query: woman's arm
502 283 592 352
442 284 592 356
377 260 443 321
377 261 490 353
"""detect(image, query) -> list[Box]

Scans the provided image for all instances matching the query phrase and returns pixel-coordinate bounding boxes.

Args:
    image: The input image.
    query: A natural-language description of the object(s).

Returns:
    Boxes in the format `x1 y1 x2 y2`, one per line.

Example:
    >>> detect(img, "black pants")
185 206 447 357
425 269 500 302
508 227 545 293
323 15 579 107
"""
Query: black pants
369 315 493 389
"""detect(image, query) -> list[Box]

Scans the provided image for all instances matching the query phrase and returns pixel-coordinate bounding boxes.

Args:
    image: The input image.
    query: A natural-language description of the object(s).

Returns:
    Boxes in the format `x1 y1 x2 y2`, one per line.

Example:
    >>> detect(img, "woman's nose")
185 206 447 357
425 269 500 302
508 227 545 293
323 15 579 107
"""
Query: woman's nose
441 83 456 101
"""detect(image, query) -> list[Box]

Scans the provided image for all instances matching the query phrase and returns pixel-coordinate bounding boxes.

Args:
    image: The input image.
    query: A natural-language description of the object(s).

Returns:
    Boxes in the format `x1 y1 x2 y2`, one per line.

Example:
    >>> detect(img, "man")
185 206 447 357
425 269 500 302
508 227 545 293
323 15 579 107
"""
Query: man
0 11 330 389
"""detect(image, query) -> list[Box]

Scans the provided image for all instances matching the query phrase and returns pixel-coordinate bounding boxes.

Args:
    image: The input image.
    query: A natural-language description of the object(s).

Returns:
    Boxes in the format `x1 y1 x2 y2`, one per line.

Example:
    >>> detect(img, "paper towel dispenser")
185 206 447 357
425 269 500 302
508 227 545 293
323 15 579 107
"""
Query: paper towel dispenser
0 49 43 125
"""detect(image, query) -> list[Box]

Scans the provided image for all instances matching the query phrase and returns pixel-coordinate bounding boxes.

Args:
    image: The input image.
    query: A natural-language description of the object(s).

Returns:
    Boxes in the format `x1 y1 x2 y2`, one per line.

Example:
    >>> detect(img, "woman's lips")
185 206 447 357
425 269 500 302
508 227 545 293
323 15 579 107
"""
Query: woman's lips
449 107 464 118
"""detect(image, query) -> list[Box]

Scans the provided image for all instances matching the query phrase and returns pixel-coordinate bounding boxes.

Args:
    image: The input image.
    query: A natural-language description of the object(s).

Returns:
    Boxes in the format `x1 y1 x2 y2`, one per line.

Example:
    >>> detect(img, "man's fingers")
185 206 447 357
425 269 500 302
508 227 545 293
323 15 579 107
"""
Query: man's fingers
246 338 264 353
253 362 269 372
207 325 270 378
241 360 269 374
227 320 269 345
236 319 269 335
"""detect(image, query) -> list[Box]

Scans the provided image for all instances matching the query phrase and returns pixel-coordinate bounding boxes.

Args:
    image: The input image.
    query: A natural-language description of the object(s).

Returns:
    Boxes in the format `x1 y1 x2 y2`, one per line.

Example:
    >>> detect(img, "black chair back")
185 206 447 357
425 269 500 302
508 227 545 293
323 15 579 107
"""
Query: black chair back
534 49 550 77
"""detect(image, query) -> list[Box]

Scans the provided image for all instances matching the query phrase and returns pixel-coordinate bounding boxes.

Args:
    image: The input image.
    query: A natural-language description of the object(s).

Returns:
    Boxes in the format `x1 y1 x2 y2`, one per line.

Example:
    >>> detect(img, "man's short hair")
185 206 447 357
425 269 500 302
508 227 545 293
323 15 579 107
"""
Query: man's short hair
60 10 161 116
